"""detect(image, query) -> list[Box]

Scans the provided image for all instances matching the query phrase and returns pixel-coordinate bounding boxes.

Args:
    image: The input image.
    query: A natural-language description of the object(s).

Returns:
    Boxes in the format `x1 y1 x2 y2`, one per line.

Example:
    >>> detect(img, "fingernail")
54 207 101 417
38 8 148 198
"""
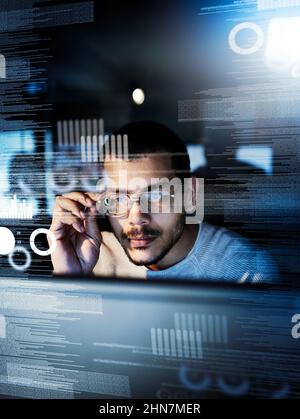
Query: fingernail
80 211 86 219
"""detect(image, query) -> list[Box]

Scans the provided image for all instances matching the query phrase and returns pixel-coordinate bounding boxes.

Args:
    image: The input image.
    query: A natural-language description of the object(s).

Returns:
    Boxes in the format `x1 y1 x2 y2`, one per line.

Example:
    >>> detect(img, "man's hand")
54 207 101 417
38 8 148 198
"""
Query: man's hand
49 192 102 275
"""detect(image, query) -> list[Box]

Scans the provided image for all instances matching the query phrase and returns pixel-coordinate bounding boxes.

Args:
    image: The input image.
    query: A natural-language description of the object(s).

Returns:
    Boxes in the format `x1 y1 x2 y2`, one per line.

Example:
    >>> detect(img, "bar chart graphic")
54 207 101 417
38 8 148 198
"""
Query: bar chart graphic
81 134 129 163
150 327 202 360
56 118 129 163
150 312 228 359
0 195 33 219
57 118 104 148
174 312 228 345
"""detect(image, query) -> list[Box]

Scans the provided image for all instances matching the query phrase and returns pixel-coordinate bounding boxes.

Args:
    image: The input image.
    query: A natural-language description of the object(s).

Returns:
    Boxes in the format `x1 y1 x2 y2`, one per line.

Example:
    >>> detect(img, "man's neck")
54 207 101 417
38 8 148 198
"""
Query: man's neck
147 224 200 271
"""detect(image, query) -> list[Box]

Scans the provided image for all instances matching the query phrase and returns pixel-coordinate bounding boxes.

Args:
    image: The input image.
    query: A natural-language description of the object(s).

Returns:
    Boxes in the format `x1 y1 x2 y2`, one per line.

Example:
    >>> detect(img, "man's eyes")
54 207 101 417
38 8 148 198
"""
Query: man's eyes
111 192 165 201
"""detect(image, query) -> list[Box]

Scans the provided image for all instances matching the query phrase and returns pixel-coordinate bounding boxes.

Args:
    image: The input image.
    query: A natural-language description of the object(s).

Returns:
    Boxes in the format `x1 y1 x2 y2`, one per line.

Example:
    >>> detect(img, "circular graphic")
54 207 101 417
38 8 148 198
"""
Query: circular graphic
48 171 78 194
179 366 211 391
30 228 56 256
216 376 250 396
229 22 264 55
8 246 31 271
269 383 290 399
80 170 100 192
0 227 15 255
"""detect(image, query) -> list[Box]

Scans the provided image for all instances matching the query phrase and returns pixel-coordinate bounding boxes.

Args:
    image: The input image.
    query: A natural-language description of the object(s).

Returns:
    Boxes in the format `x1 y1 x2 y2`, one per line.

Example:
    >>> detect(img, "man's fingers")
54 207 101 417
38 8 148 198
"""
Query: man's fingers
85 191 101 203
62 192 95 207
50 213 85 236
51 193 102 241
84 206 101 243
62 191 100 207
54 196 85 219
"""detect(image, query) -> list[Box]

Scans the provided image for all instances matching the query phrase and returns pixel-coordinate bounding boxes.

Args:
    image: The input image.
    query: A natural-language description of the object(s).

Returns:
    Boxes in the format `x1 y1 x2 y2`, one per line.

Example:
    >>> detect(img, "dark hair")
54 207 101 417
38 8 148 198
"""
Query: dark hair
110 121 190 178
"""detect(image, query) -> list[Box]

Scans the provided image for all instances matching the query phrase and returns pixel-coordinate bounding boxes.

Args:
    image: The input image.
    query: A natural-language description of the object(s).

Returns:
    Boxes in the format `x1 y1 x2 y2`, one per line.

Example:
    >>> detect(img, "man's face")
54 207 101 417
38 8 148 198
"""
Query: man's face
103 157 185 267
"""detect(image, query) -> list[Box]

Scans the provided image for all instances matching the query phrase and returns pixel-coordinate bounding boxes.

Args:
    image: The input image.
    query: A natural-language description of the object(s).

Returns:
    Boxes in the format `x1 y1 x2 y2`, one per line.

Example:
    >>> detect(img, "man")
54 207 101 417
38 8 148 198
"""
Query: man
50 121 278 282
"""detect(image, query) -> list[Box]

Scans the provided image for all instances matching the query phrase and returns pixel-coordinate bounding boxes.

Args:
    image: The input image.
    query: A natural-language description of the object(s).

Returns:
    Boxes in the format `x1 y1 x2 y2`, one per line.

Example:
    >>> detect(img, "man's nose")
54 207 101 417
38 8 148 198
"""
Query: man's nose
127 201 150 225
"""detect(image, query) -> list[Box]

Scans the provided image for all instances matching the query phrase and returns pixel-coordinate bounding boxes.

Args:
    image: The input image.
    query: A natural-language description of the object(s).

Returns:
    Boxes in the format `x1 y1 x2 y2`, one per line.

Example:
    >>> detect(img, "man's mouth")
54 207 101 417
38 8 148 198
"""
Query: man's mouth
127 236 157 248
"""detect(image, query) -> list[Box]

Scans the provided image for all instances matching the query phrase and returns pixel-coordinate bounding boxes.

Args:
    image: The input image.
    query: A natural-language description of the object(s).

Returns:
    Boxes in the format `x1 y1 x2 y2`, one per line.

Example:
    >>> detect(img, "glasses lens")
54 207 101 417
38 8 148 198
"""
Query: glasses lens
148 191 163 202
140 191 173 213
96 193 129 216
108 193 129 216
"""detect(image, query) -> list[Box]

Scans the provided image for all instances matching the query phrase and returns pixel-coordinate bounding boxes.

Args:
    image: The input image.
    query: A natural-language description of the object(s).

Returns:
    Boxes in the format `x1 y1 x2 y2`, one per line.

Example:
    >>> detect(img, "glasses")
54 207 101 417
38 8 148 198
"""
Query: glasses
97 190 176 217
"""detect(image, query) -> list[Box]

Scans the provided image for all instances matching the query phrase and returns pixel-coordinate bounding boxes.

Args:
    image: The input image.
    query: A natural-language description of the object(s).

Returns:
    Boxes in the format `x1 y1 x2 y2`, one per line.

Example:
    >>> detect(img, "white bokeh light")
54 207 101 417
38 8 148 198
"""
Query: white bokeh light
132 88 145 105
266 17 300 72
0 227 15 255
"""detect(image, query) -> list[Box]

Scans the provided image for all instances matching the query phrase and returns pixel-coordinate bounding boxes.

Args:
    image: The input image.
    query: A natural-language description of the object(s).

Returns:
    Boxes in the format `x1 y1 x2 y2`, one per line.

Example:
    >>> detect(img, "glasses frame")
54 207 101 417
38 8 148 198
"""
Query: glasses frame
101 189 176 217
